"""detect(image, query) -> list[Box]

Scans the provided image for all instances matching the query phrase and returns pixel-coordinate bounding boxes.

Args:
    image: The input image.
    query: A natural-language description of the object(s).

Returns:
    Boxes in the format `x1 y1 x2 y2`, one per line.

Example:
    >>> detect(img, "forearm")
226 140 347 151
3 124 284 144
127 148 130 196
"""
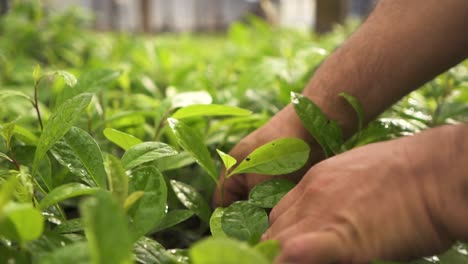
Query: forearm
282 0 468 140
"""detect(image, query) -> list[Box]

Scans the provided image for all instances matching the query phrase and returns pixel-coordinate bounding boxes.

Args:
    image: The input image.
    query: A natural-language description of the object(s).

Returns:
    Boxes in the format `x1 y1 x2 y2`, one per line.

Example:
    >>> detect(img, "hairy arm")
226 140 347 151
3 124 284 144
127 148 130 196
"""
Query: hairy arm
213 0 468 206
282 0 468 138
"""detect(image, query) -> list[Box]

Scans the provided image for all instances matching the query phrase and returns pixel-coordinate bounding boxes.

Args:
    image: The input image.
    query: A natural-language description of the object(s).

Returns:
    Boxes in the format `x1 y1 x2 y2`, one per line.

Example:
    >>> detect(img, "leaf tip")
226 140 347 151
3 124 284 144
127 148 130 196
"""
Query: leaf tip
290 92 301 104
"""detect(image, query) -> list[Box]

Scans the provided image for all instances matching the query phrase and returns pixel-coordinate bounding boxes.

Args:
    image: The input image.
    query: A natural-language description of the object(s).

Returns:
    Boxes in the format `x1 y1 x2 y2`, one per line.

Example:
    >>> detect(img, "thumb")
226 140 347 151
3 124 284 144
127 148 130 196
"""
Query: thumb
275 232 349 264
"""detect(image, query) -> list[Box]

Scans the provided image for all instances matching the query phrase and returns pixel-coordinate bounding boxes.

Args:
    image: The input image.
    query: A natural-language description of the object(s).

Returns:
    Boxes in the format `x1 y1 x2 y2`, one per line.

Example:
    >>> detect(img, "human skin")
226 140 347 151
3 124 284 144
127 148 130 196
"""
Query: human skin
263 124 468 263
212 0 468 262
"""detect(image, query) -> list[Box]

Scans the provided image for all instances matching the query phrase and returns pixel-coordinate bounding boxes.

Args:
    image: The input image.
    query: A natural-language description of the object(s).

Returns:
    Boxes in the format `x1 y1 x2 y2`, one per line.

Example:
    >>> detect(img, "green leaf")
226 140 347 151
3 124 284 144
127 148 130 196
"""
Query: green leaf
291 92 333 157
167 118 218 183
51 70 77 87
0 202 44 243
14 125 39 145
74 69 120 94
104 155 128 205
15 168 34 203
171 104 252 119
216 149 237 175
103 128 142 150
210 207 227 238
54 218 83 234
153 209 194 232
39 183 99 210
51 127 107 188
33 64 42 82
134 237 189 264
123 191 144 211
0 176 19 211
24 230 76 260
127 166 167 241
0 245 30 263
154 152 196 172
254 240 281 263
190 237 269 264
1 122 15 148
230 138 310 176
80 191 133 264
0 90 33 103
339 92 365 131
323 120 344 154
121 142 178 170
248 179 295 208
170 180 211 223
33 93 93 174
221 201 269 244
0 152 13 163
39 242 90 264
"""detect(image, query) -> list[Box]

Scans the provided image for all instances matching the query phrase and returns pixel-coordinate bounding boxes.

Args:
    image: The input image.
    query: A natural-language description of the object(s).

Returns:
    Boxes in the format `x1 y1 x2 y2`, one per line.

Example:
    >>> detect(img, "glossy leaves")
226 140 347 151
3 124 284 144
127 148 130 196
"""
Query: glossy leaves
80 191 133 264
103 128 142 151
339 92 365 131
104 155 128 205
216 149 237 176
230 138 310 176
190 237 268 264
171 104 251 119
0 90 33 103
121 142 178 170
0 203 44 243
39 183 99 210
248 179 295 208
168 118 218 183
127 166 167 241
210 207 227 238
51 127 107 188
221 201 269 244
33 93 93 174
153 209 194 232
170 180 211 223
291 92 343 156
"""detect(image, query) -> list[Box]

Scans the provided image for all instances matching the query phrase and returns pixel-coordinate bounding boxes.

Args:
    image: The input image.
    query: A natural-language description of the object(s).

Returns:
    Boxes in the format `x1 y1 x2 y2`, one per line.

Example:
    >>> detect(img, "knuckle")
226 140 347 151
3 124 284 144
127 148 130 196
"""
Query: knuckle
321 215 361 262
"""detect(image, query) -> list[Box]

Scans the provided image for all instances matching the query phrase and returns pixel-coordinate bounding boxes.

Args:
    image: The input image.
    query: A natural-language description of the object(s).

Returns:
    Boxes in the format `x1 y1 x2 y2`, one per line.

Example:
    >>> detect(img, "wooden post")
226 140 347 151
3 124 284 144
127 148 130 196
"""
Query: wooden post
0 0 9 15
140 0 151 32
315 0 347 33
110 0 119 31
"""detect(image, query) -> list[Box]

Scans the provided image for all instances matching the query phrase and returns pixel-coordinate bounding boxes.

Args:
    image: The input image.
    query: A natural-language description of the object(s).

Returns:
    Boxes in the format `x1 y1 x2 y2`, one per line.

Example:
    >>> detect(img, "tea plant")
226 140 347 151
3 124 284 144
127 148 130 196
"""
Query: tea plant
0 1 467 263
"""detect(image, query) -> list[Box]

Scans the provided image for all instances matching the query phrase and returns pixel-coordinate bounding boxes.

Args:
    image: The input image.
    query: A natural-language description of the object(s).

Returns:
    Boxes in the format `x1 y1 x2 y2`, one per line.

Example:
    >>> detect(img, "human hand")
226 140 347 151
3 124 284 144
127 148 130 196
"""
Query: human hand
212 105 320 207
263 125 468 264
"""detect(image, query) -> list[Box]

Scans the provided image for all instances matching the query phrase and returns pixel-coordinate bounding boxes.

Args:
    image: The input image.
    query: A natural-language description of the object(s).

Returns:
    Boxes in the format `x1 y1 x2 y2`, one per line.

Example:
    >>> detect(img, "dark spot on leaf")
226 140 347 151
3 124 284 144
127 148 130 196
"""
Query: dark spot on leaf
246 157 251 161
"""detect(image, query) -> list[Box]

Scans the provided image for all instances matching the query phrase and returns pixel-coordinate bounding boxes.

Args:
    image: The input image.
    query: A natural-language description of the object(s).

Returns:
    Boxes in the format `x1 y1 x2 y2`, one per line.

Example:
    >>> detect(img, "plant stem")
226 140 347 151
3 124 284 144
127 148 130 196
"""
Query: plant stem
33 78 44 131
153 109 172 141
220 179 225 207
8 150 20 171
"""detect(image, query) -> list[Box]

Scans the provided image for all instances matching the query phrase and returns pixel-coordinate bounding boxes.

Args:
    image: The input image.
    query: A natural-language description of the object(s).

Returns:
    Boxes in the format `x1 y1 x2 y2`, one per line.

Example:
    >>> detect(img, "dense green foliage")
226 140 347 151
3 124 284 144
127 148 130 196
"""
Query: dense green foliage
0 2 467 263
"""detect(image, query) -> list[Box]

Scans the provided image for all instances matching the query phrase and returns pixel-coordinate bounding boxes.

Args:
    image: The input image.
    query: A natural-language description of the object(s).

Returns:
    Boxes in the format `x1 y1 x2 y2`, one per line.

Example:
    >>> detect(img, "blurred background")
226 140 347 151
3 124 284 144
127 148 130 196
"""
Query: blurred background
0 0 378 33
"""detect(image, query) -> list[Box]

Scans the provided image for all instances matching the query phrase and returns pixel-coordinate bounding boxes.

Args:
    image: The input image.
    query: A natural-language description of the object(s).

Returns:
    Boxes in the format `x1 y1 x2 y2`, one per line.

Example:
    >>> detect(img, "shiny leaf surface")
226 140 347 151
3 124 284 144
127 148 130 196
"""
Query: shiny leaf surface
230 138 310 176
221 201 268 244
127 166 167 241
121 142 178 170
170 180 211 223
